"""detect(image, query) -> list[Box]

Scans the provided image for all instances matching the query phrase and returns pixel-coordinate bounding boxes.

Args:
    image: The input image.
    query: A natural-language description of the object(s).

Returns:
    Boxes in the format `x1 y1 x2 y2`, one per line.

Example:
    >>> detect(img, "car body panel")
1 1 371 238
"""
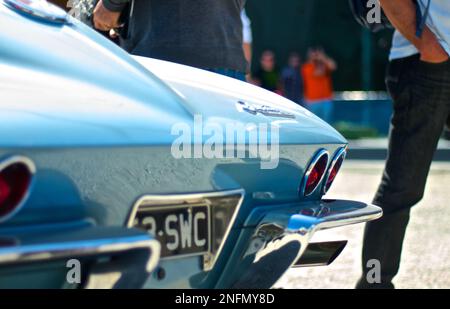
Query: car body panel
0 3 345 148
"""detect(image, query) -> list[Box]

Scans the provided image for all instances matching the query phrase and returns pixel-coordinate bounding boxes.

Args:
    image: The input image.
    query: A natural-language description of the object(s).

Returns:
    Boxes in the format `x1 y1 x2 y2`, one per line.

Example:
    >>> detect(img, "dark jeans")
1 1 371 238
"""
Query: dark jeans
357 54 450 289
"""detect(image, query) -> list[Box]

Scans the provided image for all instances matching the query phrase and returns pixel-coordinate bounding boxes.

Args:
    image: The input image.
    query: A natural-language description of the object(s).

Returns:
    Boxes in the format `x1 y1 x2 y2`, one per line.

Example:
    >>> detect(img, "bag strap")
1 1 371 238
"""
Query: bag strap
415 0 431 37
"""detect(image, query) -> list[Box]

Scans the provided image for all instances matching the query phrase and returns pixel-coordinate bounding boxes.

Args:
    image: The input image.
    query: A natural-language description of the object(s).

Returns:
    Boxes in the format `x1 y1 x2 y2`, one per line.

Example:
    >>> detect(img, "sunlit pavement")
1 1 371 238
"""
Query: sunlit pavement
275 160 450 289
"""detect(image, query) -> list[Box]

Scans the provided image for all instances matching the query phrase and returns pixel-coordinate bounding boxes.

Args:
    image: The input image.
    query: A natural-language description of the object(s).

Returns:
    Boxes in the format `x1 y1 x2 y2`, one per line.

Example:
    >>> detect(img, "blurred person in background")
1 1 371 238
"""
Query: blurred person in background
301 48 337 123
92 0 248 81
281 52 304 106
253 50 281 93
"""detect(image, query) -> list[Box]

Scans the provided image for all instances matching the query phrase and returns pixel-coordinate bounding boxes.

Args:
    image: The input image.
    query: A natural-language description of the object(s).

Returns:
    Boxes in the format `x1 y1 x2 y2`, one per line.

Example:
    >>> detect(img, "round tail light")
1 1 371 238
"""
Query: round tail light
0 157 35 222
301 149 329 197
323 148 346 194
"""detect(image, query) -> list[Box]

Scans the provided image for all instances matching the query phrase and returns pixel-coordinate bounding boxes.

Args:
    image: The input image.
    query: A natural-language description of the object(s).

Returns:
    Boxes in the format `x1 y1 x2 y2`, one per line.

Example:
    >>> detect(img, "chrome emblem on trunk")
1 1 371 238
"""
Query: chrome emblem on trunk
237 100 296 119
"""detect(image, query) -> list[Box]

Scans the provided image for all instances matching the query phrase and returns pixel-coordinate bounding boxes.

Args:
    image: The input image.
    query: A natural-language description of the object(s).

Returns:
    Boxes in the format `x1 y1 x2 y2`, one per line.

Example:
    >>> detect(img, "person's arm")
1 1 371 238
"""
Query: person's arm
380 0 448 63
316 50 337 71
322 54 337 71
243 43 252 63
241 9 253 65
93 0 129 31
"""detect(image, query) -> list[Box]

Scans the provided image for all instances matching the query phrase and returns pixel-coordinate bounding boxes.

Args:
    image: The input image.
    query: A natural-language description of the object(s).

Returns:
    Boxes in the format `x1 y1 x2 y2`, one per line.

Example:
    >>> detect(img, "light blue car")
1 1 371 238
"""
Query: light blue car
0 0 382 289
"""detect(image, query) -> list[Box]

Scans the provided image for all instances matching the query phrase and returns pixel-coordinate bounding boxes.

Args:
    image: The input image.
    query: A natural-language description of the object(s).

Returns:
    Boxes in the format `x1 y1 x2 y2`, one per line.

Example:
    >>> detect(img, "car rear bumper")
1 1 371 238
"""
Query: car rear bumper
0 199 381 289
218 199 382 288
0 222 160 288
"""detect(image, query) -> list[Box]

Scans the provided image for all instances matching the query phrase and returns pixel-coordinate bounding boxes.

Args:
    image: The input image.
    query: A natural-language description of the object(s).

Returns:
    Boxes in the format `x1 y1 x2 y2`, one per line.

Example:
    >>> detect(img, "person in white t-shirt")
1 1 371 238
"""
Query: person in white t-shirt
356 0 450 289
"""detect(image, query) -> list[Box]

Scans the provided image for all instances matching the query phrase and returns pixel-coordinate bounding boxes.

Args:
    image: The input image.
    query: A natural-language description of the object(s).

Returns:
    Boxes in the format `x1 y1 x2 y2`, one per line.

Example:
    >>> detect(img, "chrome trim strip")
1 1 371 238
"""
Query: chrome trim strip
299 149 329 197
127 189 245 271
0 233 160 272
323 147 347 194
129 0 135 18
0 155 36 223
3 0 68 24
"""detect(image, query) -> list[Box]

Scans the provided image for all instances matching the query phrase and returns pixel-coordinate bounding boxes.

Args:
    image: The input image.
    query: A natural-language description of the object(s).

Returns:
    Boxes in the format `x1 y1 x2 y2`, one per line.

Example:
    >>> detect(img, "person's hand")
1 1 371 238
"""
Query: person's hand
93 0 121 32
420 33 449 63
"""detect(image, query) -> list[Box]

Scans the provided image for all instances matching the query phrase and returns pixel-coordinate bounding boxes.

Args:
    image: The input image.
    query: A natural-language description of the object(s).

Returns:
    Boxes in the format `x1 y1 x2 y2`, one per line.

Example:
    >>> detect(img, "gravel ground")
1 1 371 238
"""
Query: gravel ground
275 160 450 289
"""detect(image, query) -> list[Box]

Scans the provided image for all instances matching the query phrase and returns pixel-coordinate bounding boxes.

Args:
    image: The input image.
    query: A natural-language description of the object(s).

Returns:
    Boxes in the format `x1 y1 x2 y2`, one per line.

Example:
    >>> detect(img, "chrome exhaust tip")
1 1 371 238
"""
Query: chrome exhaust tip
293 240 347 268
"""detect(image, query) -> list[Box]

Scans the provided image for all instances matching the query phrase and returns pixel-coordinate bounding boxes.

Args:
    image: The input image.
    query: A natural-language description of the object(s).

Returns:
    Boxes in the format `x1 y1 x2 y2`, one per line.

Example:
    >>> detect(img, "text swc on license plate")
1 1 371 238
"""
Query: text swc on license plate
132 204 210 258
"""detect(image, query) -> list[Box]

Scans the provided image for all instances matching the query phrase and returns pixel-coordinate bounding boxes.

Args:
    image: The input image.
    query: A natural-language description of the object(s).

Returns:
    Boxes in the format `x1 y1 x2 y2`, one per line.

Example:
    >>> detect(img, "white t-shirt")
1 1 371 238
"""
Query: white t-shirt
390 0 450 60
241 9 252 44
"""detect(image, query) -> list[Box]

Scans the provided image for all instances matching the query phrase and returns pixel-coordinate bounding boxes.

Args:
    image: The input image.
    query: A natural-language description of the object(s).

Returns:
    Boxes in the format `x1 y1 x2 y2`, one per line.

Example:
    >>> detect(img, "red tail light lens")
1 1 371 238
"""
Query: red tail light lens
323 148 346 194
301 149 329 196
0 157 35 221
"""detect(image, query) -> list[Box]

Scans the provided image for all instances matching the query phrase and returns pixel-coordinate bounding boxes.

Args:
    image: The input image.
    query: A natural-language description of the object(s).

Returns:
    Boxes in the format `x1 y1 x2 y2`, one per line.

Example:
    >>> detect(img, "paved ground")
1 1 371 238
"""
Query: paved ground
275 160 450 289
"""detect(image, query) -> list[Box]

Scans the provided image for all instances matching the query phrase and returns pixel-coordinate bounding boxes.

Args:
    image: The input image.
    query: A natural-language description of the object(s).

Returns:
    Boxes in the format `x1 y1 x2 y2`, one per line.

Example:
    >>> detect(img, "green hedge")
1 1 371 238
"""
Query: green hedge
333 122 379 140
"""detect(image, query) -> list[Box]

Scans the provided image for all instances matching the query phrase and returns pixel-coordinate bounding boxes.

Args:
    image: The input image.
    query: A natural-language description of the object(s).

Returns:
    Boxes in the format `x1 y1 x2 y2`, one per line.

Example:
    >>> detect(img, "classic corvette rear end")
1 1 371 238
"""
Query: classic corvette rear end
0 0 382 288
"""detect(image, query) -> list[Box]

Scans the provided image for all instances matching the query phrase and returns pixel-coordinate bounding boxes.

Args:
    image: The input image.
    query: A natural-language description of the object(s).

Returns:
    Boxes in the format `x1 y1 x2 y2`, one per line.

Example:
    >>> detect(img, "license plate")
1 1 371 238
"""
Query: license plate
132 204 210 258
